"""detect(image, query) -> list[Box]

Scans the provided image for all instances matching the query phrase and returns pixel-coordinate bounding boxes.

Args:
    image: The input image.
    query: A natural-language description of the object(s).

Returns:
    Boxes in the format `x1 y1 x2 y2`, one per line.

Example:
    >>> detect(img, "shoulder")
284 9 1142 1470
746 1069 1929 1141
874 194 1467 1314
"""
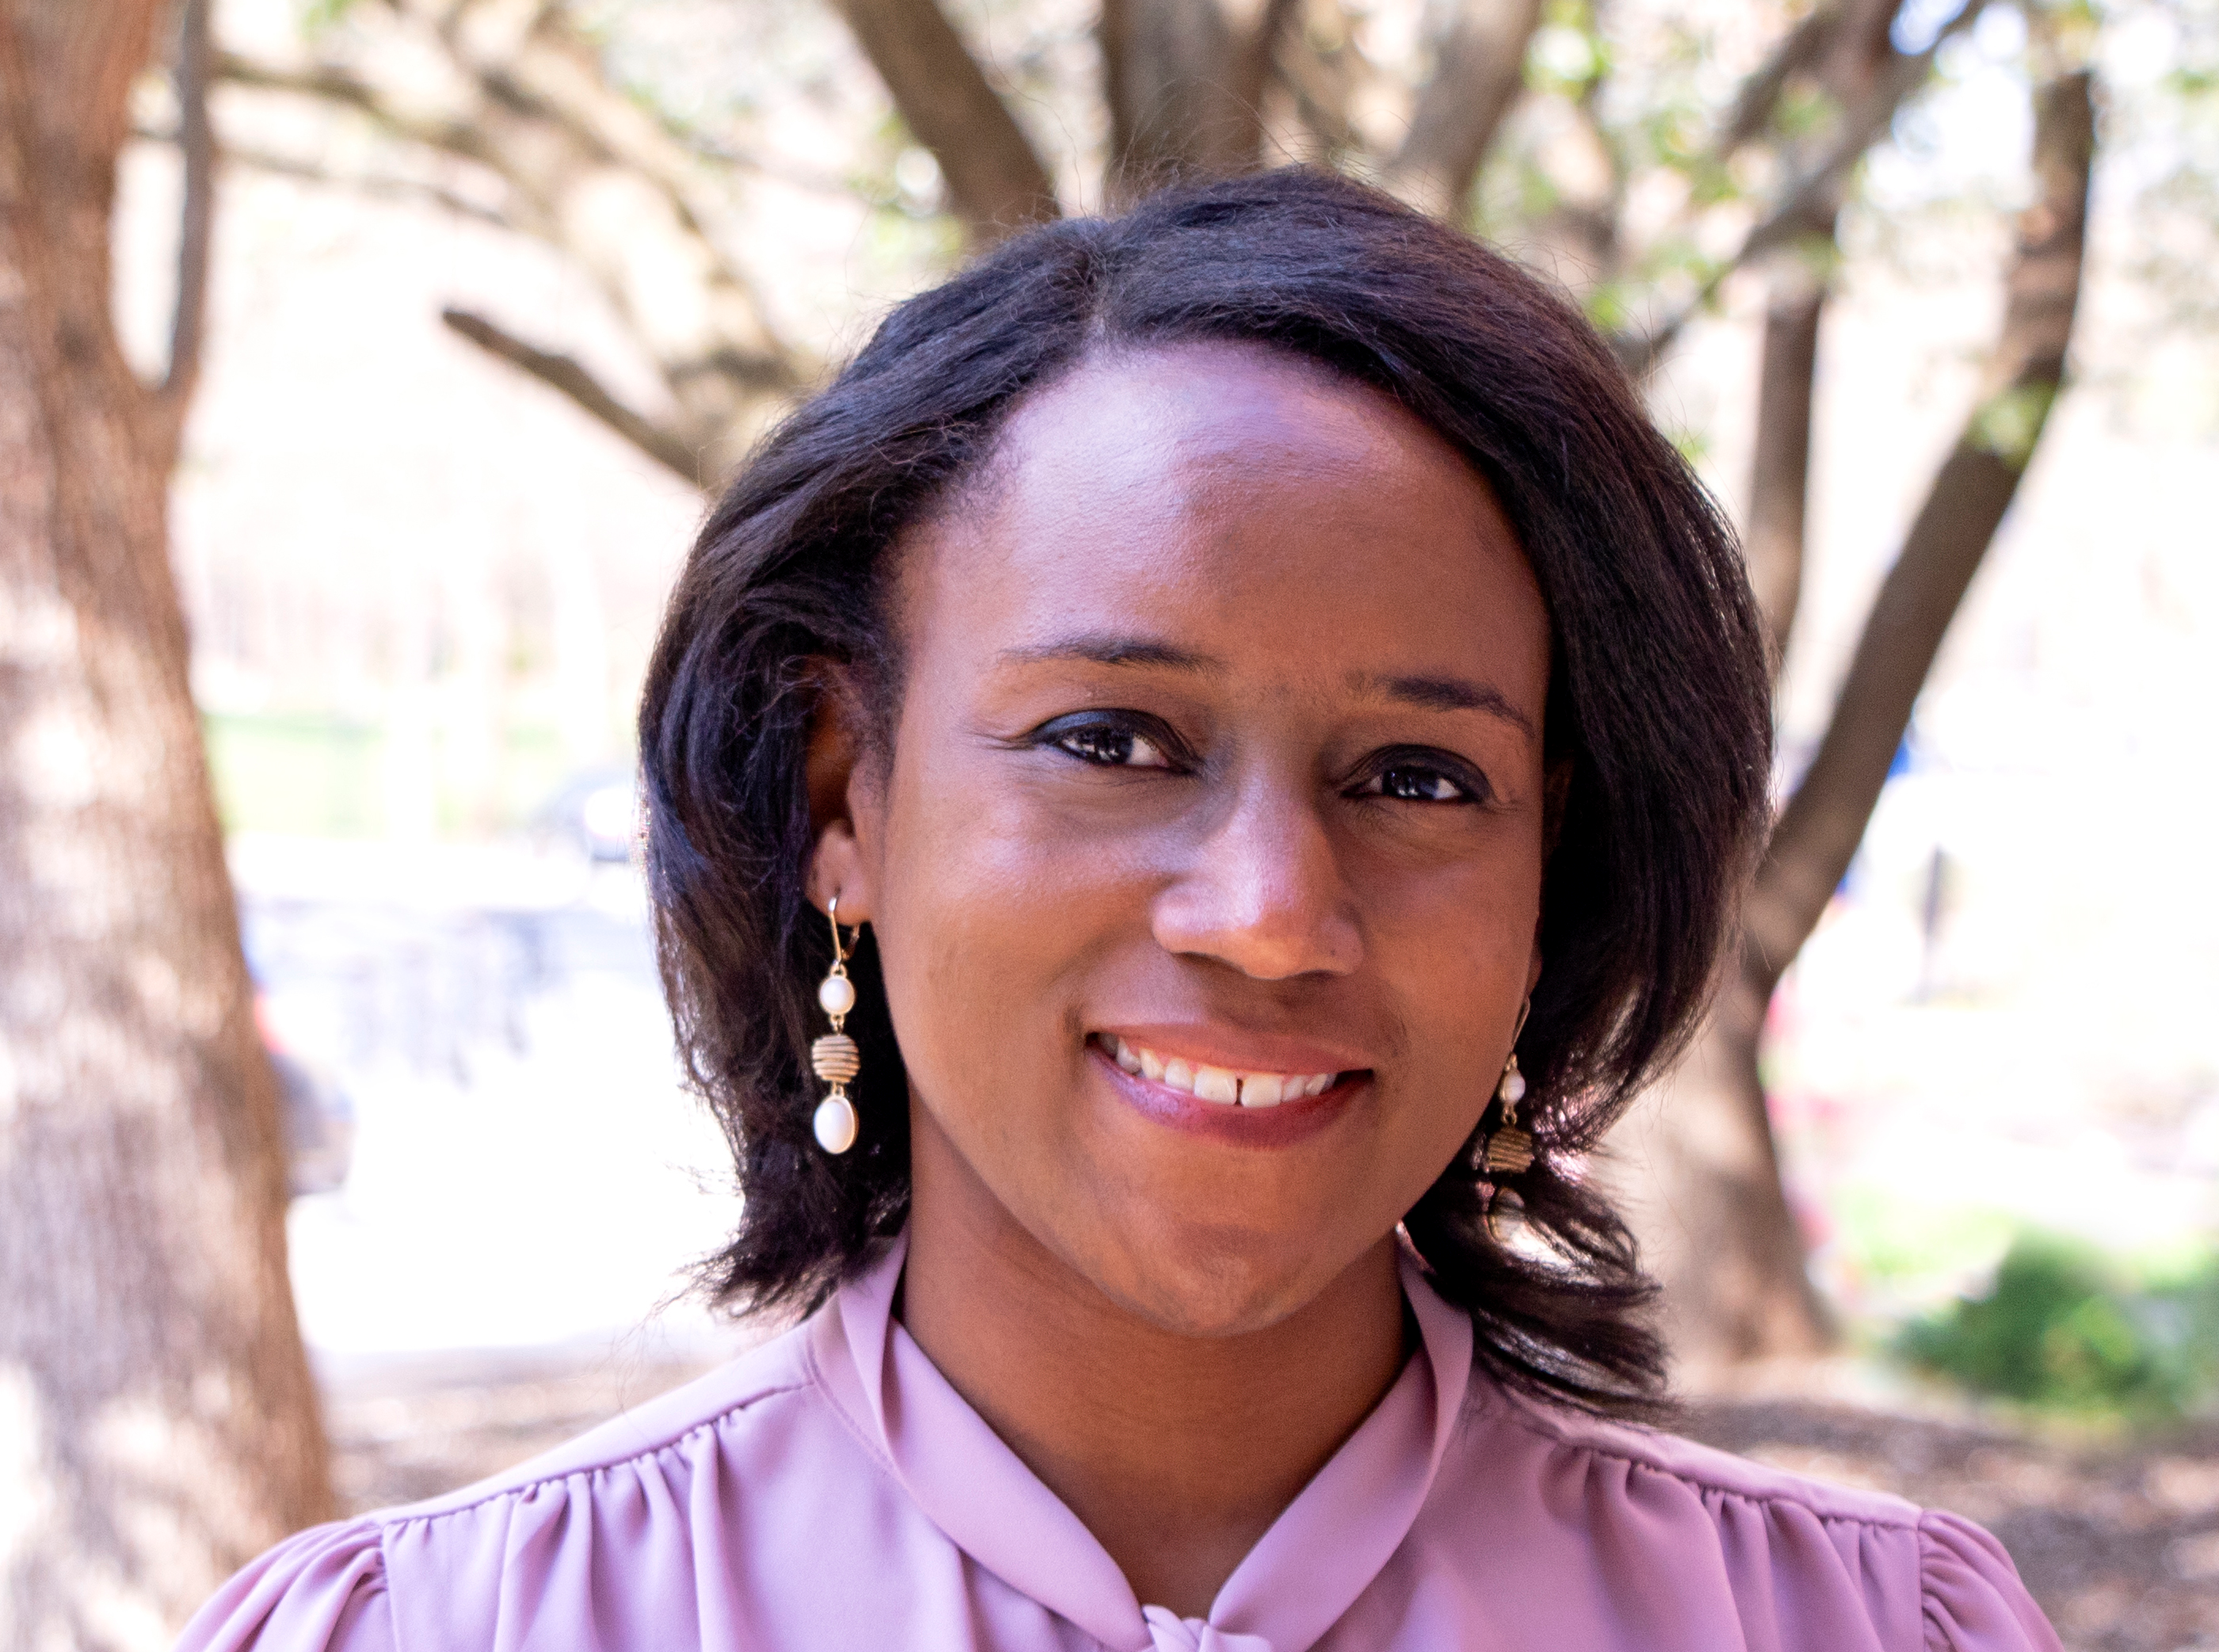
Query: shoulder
381 1320 828 1525
1483 1376 1926 1525
174 1322 853 1652
1437 1376 2061 1652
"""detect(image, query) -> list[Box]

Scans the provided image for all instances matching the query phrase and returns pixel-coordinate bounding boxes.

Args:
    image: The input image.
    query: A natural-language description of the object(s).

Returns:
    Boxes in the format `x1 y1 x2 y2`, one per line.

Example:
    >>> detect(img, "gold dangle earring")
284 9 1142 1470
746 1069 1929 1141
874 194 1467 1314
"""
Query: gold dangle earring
810 897 861 1155
1477 1000 1535 1238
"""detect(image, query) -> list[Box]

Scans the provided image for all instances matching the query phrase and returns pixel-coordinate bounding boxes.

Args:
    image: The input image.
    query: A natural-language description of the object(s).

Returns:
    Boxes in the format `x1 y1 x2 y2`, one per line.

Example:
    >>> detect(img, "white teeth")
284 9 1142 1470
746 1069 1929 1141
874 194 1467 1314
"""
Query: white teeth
1104 1038 1341 1108
1239 1074 1284 1108
1192 1065 1240 1104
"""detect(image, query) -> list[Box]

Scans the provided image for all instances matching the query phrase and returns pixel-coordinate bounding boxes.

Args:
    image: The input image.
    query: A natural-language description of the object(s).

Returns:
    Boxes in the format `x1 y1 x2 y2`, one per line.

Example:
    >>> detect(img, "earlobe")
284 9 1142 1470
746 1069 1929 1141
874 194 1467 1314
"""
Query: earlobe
807 820 871 921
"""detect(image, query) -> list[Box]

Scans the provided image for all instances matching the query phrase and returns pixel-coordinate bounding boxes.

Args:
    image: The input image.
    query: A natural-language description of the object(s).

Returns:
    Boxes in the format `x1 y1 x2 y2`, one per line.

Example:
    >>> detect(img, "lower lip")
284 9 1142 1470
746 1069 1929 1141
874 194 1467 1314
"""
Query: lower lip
1090 1041 1367 1148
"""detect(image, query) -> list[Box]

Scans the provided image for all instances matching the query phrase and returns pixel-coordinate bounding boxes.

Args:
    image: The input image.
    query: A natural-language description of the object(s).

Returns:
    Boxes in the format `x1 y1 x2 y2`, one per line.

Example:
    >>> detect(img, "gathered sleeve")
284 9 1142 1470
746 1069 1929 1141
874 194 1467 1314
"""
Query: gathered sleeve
1919 1509 2062 1652
173 1518 394 1652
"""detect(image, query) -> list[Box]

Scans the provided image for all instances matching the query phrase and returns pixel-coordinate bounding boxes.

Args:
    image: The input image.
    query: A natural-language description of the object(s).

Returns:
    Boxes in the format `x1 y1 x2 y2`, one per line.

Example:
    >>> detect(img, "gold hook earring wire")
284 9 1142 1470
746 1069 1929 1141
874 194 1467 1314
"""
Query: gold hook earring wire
827 895 852 966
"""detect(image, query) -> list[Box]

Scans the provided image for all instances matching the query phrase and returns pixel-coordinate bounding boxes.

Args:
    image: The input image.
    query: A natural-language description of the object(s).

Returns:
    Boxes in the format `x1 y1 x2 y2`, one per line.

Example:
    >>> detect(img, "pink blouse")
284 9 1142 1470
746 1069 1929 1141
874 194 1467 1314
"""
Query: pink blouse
180 1235 2061 1652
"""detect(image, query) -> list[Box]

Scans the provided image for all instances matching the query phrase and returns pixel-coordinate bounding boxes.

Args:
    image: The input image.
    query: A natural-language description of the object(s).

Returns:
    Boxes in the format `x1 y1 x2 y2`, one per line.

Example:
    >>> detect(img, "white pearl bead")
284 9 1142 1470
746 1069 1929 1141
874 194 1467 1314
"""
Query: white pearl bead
813 1095 858 1154
1500 1068 1527 1104
818 973 856 1017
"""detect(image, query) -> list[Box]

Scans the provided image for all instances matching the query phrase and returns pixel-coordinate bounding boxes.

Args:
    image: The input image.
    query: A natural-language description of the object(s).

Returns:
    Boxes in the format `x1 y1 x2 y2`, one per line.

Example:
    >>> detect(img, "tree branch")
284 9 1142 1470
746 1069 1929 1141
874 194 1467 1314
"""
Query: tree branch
204 135 510 225
157 0 215 438
1382 0 1546 220
1100 0 1294 194
219 9 809 471
215 50 498 166
1744 248 1829 674
1721 4 1840 152
1616 0 1986 377
1274 25 1367 157
830 0 1060 242
1616 40 1934 376
439 307 703 486
1741 70 2095 993
1230 0 1305 145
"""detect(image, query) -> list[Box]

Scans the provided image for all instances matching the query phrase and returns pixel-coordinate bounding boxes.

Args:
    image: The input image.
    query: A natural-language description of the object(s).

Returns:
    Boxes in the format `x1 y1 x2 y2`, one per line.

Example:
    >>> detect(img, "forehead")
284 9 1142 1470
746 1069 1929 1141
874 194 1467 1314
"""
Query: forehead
962 341 1485 532
893 341 1540 676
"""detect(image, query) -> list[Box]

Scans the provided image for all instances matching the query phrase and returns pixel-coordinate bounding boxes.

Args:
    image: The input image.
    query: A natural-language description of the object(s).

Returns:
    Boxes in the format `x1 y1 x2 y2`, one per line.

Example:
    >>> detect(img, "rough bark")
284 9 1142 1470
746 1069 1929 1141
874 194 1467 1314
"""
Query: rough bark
0 3 334 1646
1380 0 1546 220
1100 0 1299 196
1619 969 1833 1369
1630 71 2096 1373
829 0 1061 242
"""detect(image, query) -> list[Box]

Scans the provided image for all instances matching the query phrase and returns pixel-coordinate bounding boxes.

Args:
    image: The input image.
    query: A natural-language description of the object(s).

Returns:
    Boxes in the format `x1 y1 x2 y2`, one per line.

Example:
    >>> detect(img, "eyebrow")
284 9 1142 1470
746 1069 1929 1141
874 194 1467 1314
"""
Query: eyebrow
1358 673 1538 739
994 636 1538 740
997 635 1225 672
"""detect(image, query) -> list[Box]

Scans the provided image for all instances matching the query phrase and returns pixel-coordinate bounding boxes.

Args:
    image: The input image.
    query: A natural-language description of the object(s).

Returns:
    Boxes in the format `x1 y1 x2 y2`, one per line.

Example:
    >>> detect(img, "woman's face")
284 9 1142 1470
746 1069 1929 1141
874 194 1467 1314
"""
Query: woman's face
818 341 1552 1338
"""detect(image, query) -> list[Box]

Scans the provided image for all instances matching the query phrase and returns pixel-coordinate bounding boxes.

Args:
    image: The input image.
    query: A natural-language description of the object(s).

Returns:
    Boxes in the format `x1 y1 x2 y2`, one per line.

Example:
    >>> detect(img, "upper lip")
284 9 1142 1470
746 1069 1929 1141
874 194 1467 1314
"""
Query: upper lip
1092 1023 1374 1077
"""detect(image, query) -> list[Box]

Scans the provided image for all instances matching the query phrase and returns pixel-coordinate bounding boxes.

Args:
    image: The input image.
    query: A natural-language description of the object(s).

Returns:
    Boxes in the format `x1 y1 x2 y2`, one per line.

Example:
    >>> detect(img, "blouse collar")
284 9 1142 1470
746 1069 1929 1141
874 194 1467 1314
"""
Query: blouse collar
808 1230 1474 1652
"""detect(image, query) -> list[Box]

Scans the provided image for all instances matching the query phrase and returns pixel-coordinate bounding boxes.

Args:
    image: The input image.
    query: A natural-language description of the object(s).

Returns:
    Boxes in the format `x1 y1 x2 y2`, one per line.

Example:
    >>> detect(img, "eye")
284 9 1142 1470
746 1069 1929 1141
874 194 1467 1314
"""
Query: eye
1351 753 1489 805
1044 716 1176 770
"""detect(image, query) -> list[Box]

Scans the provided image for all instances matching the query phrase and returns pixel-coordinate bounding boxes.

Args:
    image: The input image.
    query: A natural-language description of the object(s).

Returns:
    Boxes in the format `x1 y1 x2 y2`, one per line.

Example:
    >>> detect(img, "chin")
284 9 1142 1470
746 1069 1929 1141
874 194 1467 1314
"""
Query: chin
1074 1213 1346 1340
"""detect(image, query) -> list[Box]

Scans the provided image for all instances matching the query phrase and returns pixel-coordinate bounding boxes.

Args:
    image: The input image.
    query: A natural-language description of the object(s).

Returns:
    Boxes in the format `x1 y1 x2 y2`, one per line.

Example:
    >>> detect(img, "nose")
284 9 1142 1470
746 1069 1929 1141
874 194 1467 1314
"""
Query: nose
1150 766 1363 981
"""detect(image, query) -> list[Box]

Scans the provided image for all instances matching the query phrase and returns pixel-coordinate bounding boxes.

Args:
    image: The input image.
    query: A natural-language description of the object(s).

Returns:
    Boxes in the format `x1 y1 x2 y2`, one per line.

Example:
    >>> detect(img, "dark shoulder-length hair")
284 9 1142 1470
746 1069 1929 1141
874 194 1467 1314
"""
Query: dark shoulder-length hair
639 166 1771 1415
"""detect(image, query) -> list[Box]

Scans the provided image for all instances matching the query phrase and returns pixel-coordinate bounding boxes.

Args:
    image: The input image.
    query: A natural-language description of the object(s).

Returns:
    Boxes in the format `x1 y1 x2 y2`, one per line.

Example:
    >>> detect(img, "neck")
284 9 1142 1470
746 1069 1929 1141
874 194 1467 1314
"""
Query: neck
899 1110 1409 1620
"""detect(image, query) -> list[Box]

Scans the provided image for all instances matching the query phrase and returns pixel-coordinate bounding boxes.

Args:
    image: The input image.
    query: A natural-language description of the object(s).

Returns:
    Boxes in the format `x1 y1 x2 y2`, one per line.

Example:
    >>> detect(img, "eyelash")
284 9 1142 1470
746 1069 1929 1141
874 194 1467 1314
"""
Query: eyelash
1039 714 1183 771
1351 761 1486 806
1035 718 1490 806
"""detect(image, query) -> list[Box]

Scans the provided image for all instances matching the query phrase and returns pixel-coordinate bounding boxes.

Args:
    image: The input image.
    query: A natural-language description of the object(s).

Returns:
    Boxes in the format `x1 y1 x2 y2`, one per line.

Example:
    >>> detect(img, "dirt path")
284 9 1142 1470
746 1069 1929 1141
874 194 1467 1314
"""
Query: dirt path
1682 1399 2219 1651
324 1356 2219 1650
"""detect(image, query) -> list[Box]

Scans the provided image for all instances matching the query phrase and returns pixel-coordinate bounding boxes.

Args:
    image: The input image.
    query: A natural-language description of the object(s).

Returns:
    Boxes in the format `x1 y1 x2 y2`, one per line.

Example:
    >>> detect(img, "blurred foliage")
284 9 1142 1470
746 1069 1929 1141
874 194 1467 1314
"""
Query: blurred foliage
204 712 572 839
256 0 2219 430
1831 1185 2018 1291
296 0 365 32
1897 1231 2219 1420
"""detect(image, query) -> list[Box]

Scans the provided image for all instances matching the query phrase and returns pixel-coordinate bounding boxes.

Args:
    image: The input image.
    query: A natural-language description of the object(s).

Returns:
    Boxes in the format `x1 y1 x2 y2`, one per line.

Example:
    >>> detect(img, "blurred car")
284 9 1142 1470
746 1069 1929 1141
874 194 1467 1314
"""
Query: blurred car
274 1046 355 1197
532 765 643 864
254 994 355 1197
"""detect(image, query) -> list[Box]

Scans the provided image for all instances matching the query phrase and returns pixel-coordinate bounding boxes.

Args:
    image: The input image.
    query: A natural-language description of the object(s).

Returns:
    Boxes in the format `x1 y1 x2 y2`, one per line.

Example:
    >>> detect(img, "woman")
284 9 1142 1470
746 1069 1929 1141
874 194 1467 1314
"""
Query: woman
181 170 2058 1652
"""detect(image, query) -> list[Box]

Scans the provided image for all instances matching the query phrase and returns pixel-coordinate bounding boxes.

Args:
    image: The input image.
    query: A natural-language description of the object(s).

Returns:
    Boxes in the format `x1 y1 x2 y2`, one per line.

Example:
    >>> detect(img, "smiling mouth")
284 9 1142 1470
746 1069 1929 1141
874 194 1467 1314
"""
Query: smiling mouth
1094 1034 1349 1109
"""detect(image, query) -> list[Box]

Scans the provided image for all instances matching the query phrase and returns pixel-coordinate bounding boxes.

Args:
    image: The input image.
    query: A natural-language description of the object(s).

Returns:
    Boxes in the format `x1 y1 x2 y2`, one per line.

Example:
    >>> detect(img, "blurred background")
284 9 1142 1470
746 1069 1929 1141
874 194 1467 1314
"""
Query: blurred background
4 0 2217 1646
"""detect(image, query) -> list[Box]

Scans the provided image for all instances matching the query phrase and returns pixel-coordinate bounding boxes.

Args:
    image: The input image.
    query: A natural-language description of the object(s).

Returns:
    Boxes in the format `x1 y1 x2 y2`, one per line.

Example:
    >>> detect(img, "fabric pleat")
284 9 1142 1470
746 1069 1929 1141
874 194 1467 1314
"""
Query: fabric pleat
173 1237 2061 1652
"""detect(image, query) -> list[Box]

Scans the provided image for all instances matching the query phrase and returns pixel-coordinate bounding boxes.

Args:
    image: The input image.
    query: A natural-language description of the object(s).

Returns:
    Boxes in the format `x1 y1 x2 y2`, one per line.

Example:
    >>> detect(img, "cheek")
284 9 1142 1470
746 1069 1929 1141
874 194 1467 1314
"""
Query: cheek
1359 845 1544 1124
863 757 1110 1134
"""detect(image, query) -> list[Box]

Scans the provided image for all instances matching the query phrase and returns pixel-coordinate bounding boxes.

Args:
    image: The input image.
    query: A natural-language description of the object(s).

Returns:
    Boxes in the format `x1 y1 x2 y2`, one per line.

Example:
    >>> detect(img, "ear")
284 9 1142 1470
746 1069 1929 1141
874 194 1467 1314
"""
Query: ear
803 663 878 924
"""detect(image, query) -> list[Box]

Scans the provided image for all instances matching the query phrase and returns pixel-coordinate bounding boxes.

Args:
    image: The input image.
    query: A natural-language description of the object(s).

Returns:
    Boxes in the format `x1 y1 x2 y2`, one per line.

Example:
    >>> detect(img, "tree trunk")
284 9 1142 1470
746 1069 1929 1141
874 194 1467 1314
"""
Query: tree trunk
829 0 1061 242
0 4 332 1646
1100 0 1297 196
1379 0 1545 221
1744 256 1827 672
1622 70 2097 1373
1616 973 1834 1372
